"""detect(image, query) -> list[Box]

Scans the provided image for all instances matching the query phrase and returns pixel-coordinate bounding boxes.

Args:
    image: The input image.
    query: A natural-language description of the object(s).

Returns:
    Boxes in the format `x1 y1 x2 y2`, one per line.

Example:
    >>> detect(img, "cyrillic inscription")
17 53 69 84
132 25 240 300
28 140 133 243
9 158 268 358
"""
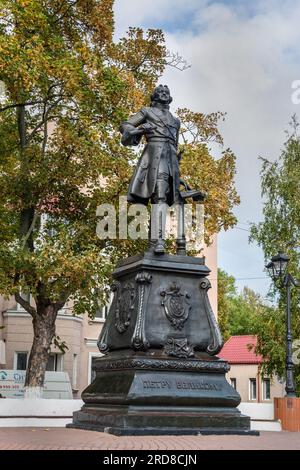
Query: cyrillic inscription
142 378 221 391
176 381 221 391
143 380 171 389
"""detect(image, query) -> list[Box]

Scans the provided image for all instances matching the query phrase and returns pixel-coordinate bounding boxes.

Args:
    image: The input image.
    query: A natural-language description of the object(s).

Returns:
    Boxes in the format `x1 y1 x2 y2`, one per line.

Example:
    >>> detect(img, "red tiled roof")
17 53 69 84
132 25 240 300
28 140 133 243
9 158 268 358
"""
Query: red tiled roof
218 335 262 364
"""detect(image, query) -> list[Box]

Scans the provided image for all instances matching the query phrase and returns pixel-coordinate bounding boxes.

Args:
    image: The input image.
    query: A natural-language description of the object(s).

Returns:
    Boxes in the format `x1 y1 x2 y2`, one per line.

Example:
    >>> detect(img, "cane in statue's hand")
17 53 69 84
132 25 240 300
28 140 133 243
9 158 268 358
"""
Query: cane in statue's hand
177 148 184 162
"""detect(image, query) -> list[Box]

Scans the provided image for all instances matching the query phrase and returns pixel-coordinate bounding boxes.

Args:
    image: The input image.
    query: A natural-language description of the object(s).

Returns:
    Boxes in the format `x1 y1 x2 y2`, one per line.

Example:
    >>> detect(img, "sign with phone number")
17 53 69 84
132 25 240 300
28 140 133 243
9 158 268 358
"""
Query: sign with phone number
0 370 27 397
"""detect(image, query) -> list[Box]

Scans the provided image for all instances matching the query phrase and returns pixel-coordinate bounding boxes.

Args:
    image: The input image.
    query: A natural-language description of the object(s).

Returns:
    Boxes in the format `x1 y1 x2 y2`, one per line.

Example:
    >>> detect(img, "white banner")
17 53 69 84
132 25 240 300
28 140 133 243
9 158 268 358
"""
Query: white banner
0 370 72 399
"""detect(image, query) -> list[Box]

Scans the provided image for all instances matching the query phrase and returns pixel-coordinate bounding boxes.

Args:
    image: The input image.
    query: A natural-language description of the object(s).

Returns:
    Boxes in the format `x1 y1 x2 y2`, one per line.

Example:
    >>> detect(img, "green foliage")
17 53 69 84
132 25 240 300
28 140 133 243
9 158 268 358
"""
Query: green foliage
0 0 240 319
250 116 300 262
217 268 236 341
228 287 267 337
251 304 285 378
250 116 300 394
0 0 165 317
178 110 240 244
217 269 271 341
0 1 241 386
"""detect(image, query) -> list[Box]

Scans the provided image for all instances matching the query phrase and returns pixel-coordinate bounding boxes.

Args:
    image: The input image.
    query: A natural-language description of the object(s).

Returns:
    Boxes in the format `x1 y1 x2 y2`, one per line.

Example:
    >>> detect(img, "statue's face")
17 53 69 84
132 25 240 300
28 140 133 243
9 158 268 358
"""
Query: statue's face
156 87 170 104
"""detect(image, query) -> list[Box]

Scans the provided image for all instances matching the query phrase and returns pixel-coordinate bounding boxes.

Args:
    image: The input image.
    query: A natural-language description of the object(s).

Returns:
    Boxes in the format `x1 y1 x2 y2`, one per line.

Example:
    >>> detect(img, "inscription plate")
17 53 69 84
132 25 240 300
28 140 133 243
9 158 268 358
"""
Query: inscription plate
139 374 222 394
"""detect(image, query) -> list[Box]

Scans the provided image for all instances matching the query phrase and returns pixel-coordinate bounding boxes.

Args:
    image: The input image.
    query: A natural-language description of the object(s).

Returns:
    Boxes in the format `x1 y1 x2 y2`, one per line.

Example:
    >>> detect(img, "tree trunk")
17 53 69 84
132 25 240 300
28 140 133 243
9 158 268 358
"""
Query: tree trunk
24 304 58 398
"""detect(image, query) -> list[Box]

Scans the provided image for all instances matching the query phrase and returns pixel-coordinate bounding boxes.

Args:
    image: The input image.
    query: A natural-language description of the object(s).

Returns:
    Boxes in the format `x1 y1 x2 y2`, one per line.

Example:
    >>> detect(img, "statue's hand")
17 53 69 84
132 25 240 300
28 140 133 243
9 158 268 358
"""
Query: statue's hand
180 179 191 191
139 122 156 134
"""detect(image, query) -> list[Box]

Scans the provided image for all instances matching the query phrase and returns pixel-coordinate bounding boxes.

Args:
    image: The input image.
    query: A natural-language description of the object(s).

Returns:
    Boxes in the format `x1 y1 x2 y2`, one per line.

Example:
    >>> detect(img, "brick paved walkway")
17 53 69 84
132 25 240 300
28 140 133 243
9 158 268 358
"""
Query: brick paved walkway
0 428 299 450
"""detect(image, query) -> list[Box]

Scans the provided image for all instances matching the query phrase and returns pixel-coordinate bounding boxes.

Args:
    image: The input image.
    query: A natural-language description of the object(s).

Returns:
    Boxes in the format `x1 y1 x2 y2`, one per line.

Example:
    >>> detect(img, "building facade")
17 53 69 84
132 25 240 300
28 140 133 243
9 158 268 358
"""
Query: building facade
219 335 285 403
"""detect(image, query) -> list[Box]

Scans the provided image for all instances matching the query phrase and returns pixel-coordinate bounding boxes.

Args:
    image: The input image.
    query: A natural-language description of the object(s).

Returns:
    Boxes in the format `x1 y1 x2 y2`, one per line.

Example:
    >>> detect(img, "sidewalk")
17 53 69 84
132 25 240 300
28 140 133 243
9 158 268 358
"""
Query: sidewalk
0 428 299 450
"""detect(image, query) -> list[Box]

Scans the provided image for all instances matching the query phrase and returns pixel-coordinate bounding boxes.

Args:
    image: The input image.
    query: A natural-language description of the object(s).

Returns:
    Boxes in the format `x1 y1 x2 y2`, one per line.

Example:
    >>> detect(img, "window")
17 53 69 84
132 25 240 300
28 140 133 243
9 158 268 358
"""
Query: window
14 352 28 370
16 292 31 311
94 292 112 322
94 304 109 321
46 353 63 371
230 378 237 390
0 340 5 365
262 378 271 400
249 378 257 400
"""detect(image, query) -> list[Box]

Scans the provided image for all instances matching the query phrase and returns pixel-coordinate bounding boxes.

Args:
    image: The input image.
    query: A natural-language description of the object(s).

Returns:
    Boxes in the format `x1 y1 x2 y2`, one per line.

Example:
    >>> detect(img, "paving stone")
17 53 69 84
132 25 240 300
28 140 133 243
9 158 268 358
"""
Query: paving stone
0 428 299 450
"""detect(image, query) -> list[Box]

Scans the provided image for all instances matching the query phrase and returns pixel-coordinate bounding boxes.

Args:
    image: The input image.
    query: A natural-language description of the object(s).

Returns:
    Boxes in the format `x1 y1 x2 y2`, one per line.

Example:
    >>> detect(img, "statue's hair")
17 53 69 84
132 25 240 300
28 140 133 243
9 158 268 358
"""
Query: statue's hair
150 85 173 105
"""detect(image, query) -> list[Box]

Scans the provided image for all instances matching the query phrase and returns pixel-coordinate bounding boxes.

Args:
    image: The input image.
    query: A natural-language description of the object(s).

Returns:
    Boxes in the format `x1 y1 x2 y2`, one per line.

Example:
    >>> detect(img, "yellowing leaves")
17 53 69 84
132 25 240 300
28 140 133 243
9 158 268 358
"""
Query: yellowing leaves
0 0 240 316
179 111 240 245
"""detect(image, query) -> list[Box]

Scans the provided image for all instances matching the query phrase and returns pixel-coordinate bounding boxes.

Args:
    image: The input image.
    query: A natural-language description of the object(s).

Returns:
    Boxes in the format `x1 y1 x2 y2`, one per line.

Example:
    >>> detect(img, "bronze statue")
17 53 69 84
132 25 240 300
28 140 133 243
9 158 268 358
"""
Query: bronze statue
120 85 180 254
120 84 204 254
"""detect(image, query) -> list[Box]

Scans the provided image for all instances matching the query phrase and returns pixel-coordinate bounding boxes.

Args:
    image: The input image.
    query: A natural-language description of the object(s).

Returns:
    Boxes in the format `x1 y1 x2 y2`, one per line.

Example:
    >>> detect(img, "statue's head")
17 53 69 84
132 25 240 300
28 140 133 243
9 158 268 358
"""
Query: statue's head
150 85 173 106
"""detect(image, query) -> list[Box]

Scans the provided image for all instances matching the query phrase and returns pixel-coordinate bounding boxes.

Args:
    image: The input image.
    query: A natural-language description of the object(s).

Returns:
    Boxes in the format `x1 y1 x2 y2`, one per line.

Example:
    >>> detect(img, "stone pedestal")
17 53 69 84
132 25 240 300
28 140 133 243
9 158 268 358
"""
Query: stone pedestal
69 252 255 435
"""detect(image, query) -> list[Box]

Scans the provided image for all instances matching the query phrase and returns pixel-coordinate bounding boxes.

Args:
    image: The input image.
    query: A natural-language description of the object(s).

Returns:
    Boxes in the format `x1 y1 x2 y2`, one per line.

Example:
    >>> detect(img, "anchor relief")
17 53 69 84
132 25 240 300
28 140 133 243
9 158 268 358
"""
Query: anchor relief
164 337 195 358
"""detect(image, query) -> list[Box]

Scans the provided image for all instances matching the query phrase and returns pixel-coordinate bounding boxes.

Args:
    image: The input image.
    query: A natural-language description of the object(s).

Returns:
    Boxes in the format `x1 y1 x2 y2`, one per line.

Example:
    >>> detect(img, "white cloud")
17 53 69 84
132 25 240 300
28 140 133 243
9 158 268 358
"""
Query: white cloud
161 1 300 211
114 0 206 37
114 0 300 294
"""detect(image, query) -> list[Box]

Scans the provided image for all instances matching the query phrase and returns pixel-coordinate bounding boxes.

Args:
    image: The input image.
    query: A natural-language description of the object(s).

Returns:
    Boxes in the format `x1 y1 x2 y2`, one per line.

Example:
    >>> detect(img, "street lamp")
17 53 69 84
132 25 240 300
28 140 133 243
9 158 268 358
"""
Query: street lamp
266 251 298 397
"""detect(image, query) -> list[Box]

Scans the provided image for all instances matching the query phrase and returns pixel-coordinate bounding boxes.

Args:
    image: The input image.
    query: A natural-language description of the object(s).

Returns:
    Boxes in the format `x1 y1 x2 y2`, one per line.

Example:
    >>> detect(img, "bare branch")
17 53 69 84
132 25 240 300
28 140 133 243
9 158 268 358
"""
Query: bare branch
165 50 191 71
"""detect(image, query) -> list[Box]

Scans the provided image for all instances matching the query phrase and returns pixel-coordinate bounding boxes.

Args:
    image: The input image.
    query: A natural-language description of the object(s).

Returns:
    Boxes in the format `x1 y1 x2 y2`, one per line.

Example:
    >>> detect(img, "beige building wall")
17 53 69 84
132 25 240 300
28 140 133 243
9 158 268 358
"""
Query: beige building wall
0 298 105 396
78 316 104 394
226 364 285 403
203 234 218 317
0 302 84 396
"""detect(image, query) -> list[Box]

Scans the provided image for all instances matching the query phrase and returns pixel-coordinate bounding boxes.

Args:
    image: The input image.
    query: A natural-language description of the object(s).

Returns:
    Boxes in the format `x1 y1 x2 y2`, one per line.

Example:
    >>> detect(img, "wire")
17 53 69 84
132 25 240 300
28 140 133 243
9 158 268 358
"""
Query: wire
235 226 251 232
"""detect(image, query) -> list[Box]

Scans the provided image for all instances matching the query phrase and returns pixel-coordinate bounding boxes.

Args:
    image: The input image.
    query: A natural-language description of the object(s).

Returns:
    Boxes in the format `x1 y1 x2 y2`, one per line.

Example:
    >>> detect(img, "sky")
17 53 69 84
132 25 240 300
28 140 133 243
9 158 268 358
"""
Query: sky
113 0 300 297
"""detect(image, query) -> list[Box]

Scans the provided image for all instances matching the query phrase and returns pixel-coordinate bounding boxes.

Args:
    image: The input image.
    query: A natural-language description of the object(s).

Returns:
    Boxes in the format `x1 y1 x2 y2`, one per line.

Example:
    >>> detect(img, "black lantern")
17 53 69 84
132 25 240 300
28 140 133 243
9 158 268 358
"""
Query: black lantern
266 250 298 397
266 251 290 283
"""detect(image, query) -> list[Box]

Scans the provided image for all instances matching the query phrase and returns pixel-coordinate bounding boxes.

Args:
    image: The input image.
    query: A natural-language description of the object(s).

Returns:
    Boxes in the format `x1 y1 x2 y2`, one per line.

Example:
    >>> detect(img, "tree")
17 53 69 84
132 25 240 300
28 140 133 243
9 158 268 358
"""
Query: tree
228 287 271 337
217 268 236 341
250 117 300 394
178 109 240 244
0 0 240 395
217 269 271 340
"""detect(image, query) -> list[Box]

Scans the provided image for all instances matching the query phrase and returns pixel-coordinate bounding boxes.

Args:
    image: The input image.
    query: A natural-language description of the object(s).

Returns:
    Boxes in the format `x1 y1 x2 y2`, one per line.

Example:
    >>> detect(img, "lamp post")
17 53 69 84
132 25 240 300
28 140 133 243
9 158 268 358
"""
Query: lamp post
266 251 298 397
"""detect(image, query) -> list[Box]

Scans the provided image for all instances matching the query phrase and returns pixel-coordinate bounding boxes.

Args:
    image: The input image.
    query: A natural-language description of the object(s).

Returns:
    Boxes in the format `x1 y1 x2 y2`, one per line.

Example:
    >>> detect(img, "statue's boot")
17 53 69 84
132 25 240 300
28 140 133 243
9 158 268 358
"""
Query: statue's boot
154 239 165 254
150 202 167 255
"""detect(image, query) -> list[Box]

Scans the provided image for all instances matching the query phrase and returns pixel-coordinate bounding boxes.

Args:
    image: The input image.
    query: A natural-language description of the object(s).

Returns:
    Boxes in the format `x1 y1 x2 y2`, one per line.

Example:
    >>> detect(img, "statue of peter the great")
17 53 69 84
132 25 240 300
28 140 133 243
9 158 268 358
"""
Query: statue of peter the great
120 85 182 254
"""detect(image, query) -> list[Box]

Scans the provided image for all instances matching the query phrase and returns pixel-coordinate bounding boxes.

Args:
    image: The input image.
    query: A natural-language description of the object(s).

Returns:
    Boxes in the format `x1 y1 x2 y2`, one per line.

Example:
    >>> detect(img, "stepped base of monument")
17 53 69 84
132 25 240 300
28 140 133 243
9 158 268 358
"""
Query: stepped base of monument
68 352 257 436
68 405 257 436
